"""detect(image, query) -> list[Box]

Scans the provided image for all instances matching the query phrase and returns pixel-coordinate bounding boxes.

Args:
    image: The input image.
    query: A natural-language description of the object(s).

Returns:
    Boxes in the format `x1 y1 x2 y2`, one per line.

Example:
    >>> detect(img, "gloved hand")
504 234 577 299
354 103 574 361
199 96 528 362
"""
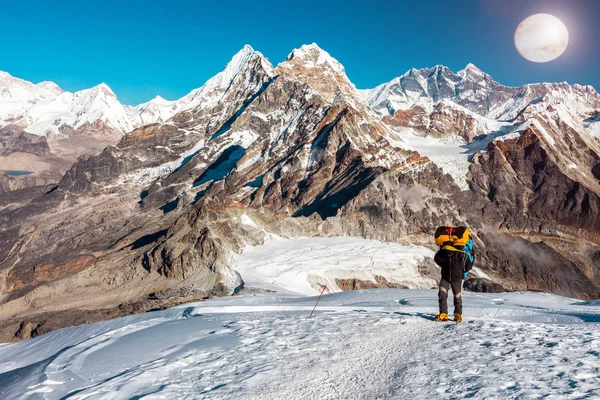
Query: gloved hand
463 271 470 279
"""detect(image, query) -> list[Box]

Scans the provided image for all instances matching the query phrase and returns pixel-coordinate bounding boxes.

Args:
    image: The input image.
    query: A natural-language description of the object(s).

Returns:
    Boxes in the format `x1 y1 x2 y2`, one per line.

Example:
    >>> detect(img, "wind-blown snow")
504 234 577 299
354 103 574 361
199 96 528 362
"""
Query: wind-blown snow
0 290 598 399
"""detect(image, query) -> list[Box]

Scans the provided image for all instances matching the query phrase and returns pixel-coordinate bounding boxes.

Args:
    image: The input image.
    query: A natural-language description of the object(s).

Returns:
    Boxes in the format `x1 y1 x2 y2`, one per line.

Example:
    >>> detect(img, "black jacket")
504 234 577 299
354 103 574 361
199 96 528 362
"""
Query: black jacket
434 247 474 283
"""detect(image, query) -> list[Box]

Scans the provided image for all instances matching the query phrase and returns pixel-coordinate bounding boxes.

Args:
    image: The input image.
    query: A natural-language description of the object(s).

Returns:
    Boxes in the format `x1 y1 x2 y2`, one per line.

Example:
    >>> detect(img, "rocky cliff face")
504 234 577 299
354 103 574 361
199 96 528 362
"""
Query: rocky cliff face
0 125 51 157
1 44 600 341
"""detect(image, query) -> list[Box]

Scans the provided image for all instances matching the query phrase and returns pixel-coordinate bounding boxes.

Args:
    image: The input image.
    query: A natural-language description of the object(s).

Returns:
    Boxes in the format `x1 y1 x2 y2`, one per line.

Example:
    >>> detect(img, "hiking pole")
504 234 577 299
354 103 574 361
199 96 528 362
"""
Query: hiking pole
309 285 328 319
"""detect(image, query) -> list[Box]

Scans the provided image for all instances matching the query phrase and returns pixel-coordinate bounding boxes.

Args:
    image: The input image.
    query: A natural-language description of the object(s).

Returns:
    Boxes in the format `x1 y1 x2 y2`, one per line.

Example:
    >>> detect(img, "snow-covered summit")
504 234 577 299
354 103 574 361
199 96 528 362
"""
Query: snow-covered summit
284 42 346 75
0 71 136 136
127 45 276 128
23 82 137 136
457 62 487 78
177 45 275 110
276 43 357 103
0 70 63 105
128 95 177 126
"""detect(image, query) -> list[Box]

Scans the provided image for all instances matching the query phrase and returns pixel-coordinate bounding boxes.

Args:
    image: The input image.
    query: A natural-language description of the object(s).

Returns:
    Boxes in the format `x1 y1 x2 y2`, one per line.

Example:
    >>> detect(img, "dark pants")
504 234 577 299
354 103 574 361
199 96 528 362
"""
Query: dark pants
438 279 463 315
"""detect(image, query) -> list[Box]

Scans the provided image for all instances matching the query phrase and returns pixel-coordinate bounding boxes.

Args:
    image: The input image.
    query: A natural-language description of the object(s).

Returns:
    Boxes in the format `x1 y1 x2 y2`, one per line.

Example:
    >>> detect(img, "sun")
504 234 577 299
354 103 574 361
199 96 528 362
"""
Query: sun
514 13 569 63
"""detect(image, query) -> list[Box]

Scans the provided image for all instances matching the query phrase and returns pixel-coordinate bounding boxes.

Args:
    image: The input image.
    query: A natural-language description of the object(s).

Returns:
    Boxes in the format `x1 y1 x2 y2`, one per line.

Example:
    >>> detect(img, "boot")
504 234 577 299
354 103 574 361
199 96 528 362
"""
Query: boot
435 313 448 322
454 313 463 323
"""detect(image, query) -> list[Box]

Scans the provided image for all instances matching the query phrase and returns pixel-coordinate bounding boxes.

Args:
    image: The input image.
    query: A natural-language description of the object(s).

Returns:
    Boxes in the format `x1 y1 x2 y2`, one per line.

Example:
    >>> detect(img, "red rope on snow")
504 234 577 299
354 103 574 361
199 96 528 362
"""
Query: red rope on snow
309 285 328 319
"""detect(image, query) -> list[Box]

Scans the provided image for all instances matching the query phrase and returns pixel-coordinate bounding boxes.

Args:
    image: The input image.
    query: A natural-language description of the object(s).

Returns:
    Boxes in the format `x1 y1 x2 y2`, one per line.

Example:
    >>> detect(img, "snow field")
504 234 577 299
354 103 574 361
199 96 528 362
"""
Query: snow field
231 236 437 295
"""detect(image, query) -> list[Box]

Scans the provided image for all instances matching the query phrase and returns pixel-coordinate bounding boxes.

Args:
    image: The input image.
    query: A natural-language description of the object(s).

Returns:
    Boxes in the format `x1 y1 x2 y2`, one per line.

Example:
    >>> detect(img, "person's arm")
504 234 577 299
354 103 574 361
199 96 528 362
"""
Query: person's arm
434 249 443 267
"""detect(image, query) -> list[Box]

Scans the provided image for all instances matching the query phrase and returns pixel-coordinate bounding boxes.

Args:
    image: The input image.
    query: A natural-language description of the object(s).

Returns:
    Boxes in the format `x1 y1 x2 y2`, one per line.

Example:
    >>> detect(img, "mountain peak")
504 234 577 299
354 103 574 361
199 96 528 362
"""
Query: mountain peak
89 82 117 98
220 45 274 85
36 81 63 94
459 63 486 77
150 95 171 104
295 42 323 54
284 43 344 74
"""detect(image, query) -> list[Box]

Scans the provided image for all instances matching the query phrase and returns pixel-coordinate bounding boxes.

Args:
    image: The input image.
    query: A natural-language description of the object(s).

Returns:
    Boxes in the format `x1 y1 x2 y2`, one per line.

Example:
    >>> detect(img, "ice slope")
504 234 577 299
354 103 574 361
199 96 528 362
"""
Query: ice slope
232 235 438 295
0 290 598 399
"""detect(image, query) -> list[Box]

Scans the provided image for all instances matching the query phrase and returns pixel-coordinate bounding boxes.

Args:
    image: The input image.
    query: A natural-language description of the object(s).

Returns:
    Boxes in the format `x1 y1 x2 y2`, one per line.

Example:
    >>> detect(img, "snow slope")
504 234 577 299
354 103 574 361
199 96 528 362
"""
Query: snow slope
0 290 598 399
394 125 517 190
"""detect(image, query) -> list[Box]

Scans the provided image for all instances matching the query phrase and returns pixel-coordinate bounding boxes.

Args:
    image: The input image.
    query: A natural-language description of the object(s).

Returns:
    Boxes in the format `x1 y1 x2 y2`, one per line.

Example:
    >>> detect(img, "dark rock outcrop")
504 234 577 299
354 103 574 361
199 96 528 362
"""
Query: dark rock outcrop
0 125 51 157
336 276 409 291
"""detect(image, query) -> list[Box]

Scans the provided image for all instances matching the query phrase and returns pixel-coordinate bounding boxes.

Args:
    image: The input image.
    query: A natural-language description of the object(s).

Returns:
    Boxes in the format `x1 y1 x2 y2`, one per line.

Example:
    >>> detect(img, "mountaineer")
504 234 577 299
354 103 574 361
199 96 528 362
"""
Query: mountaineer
433 226 474 323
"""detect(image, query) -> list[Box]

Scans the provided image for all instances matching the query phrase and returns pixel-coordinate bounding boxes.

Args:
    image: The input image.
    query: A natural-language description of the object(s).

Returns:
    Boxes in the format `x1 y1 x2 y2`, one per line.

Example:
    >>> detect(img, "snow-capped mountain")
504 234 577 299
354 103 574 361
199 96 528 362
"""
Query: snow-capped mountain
361 63 600 122
0 71 62 127
0 72 138 137
128 95 178 125
359 63 600 192
1 43 600 345
26 83 139 137
127 45 275 128
276 43 357 103
0 45 279 139
0 71 62 105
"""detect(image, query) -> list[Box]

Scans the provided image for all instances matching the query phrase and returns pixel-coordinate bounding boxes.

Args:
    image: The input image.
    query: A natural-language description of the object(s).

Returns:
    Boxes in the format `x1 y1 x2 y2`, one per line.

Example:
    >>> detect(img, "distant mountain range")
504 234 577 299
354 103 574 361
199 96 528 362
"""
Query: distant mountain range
3 45 597 139
1 43 599 341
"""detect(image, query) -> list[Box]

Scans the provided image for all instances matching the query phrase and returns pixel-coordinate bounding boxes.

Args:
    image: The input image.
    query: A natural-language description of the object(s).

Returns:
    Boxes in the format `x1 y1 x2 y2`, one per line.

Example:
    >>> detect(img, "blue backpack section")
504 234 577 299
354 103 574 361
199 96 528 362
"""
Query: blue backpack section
464 239 474 263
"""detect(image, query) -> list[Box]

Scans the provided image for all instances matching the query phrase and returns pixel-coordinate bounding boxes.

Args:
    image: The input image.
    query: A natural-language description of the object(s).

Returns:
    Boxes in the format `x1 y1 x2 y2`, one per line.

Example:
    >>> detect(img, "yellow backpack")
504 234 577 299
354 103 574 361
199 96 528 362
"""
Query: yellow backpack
434 226 471 247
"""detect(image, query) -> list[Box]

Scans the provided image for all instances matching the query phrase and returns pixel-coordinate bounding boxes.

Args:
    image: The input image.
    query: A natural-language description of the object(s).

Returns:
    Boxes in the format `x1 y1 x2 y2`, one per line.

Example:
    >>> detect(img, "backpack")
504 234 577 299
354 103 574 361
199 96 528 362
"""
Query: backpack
434 226 474 262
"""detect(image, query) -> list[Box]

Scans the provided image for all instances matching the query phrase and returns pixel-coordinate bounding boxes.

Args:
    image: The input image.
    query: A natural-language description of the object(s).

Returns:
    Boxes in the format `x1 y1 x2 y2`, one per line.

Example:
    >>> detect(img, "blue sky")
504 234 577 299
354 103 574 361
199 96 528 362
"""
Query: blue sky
2 0 598 105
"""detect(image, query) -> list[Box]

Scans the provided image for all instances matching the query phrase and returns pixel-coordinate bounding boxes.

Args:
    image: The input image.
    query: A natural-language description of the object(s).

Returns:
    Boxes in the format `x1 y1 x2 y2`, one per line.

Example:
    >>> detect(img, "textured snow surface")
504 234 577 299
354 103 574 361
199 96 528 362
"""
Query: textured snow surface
232 236 437 295
0 290 598 399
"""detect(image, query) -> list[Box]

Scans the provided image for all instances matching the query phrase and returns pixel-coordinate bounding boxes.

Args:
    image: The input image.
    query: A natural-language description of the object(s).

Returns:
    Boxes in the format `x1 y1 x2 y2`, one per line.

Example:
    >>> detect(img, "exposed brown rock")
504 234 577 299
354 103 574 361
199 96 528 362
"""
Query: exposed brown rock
0 125 51 157
383 103 485 141
464 278 505 293
6 255 96 294
336 275 409 291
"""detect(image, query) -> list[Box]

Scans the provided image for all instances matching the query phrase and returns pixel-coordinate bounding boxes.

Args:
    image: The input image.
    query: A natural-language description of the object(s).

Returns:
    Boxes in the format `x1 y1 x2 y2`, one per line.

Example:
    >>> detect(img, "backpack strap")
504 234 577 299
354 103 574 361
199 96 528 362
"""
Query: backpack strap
441 244 467 255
